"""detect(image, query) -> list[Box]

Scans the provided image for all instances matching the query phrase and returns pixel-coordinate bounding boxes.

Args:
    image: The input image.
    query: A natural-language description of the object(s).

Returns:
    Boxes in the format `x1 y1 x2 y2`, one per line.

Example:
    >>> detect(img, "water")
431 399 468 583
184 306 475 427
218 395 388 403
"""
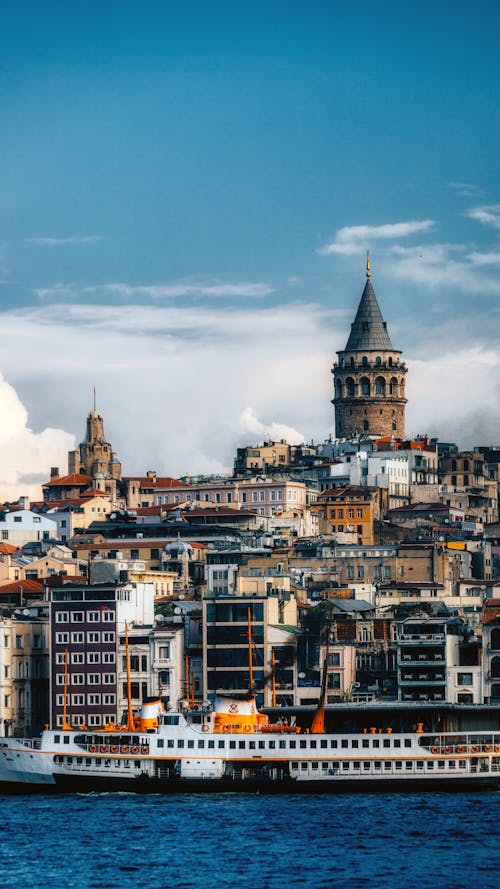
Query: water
0 792 499 888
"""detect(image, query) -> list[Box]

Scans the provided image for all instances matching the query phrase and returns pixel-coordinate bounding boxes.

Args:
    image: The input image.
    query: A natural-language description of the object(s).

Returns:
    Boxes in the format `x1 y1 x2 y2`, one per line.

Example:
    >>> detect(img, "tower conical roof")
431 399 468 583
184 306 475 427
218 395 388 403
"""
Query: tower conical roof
343 277 394 352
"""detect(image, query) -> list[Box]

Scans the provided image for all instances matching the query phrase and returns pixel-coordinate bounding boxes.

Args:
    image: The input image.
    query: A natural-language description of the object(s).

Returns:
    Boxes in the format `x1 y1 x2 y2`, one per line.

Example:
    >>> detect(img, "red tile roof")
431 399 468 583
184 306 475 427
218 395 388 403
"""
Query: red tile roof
122 476 186 488
0 579 44 595
44 474 93 488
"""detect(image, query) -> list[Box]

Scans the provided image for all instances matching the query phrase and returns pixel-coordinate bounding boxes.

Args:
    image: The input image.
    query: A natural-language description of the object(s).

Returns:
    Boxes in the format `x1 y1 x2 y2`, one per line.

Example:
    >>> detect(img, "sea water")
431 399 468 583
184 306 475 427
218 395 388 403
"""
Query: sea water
1 792 499 889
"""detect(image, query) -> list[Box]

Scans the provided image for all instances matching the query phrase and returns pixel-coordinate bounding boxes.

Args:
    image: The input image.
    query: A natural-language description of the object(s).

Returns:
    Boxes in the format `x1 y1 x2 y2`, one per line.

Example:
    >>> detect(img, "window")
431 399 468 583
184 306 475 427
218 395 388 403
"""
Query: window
159 644 171 660
56 612 69 623
103 652 115 664
88 674 101 684
102 611 115 622
103 632 115 643
56 632 69 645
71 652 85 664
87 652 101 664
88 694 101 705
71 632 84 644
88 612 100 622
457 673 473 686
71 612 84 623
87 632 100 644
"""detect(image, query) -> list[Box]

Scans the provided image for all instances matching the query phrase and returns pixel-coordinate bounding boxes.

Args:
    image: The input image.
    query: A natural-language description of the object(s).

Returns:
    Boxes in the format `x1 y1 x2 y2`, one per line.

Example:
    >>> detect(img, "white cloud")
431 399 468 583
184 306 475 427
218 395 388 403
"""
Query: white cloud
35 280 274 301
26 236 103 246
319 219 435 255
465 205 500 229
467 251 500 266
0 373 74 502
238 407 305 445
385 243 500 294
448 182 484 198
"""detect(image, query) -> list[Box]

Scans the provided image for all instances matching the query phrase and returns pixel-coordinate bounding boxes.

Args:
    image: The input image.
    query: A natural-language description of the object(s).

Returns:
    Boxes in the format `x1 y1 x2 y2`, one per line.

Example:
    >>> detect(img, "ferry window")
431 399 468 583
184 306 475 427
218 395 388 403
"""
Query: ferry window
289 740 296 749
157 739 164 748
363 762 370 770
187 740 195 750
300 740 307 749
372 740 380 748
259 741 265 750
67 756 73 764
322 762 329 770
449 760 456 770
404 739 411 748
198 741 205 749
416 761 424 770
405 762 412 770
351 740 359 749
76 757 82 764
393 739 401 748
301 763 308 770
312 762 319 770
341 740 348 749
427 761 434 770
63 736 70 745
459 760 466 769
238 742 245 750
124 760 130 769
342 762 349 771
291 762 298 770
353 762 361 771
362 739 369 749
438 760 445 770
383 739 391 748
321 740 327 749
178 740 184 748
374 762 382 770
54 735 60 744
115 761 120 768
330 740 337 749
395 761 402 770
268 741 276 749
279 740 286 749
167 740 174 748
85 758 91 766
384 761 391 770
229 741 236 750
208 741 215 749
310 740 317 749
218 741 225 749
134 761 141 769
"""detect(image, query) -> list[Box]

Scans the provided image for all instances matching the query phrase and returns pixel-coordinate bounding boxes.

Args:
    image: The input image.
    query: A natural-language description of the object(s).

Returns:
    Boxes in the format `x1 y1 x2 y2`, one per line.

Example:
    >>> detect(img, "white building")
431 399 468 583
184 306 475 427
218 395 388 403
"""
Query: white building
0 510 58 547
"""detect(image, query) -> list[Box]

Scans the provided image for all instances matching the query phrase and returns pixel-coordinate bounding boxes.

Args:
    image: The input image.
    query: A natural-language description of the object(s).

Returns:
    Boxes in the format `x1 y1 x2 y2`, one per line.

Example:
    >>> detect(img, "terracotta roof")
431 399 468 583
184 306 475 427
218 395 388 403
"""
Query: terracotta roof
43 474 93 488
0 579 44 595
0 543 19 555
122 476 186 488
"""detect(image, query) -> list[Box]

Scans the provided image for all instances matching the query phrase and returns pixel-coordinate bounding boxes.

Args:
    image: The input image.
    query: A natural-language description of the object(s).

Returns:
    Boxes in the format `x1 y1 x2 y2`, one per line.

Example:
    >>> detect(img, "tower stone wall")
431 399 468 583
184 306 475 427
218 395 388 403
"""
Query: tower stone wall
332 263 407 439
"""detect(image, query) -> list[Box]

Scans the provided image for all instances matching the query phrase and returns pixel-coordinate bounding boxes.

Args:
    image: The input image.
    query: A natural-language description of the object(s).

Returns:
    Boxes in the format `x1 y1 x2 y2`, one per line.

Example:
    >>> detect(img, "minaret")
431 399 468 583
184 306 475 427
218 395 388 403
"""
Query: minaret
332 254 407 438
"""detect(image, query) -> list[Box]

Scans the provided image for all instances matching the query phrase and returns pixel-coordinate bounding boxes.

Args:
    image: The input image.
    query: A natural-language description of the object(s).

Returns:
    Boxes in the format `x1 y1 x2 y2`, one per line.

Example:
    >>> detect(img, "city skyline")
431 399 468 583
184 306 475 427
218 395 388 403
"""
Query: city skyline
1 2 500 499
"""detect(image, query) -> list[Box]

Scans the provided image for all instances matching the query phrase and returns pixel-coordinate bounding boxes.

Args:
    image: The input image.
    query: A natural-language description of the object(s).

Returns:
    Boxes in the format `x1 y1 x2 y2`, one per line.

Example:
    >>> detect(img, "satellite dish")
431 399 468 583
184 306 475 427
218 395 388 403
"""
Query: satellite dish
298 672 306 679
174 607 182 614
23 609 30 616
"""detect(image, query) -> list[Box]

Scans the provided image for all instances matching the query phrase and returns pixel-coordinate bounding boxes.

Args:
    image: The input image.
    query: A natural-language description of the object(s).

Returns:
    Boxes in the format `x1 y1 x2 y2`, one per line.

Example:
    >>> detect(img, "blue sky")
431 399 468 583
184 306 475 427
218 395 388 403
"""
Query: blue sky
1 2 500 497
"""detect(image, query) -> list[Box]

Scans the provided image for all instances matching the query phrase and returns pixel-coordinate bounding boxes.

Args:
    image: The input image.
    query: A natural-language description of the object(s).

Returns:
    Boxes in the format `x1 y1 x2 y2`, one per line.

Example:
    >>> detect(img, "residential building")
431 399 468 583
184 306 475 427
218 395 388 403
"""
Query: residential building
0 607 49 736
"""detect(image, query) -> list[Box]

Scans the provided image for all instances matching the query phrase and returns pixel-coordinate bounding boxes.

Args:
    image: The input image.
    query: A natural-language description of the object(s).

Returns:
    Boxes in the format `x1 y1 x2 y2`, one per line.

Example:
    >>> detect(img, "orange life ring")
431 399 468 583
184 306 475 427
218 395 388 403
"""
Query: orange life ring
471 745 479 753
431 746 439 754
222 726 229 733
494 745 500 753
244 725 252 733
110 745 119 754
121 745 129 754
457 745 465 754
89 744 97 753
131 746 139 754
141 746 149 754
100 745 108 753
484 745 490 753
443 746 451 754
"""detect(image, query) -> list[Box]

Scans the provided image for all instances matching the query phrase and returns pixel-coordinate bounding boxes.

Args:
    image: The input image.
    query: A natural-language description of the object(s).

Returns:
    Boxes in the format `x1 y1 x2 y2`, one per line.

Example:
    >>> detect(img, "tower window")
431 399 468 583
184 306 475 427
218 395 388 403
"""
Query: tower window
375 356 381 365
363 421 369 431
362 356 368 366
361 378 370 396
375 377 386 395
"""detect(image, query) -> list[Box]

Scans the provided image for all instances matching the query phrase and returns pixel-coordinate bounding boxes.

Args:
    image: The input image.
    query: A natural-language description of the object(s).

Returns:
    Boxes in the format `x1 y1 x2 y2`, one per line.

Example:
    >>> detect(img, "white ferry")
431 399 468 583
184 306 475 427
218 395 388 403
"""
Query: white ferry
1 694 500 793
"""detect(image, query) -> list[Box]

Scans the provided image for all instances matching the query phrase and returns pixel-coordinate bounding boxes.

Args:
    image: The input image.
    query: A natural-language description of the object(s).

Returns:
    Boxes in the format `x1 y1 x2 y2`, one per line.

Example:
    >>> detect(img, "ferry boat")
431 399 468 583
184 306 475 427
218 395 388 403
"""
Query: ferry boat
1 692 500 793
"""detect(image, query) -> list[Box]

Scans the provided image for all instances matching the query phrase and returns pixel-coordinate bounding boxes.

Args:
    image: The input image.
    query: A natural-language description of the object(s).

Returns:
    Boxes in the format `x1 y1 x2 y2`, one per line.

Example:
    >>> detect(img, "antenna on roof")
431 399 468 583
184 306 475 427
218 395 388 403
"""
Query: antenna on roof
366 249 371 279
93 386 96 412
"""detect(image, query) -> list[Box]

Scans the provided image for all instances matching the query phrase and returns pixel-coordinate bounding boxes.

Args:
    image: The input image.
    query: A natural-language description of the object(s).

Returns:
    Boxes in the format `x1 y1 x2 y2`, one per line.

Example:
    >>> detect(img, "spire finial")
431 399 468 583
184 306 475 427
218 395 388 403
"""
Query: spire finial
366 250 371 279
93 386 96 412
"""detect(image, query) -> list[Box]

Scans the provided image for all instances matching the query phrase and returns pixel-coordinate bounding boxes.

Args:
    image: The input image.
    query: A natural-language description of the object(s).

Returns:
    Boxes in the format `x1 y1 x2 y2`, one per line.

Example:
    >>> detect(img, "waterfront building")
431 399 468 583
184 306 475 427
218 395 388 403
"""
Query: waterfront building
0 607 49 736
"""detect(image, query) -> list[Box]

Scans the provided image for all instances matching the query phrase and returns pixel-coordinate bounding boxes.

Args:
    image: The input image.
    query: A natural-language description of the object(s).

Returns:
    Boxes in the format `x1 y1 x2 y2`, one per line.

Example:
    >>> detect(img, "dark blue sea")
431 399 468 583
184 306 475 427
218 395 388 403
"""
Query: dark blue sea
0 792 498 888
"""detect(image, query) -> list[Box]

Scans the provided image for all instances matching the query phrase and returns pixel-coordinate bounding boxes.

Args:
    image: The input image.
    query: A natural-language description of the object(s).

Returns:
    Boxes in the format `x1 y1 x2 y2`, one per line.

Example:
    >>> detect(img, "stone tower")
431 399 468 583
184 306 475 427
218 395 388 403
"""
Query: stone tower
68 403 122 492
332 256 407 439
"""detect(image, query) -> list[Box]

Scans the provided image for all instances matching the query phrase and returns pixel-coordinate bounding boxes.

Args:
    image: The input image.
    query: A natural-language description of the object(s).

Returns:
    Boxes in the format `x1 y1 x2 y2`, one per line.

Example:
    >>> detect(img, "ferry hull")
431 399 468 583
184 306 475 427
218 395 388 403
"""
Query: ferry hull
1 773 499 795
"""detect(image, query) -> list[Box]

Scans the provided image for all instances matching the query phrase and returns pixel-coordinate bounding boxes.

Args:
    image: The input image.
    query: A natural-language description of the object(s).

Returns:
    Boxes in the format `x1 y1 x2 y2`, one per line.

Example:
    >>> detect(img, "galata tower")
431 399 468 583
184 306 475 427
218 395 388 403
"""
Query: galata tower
332 255 407 438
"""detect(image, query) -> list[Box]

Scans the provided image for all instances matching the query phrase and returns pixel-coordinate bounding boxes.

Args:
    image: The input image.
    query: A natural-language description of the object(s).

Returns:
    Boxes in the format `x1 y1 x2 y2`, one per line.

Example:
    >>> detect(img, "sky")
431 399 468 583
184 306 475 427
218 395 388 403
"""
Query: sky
1 1 500 500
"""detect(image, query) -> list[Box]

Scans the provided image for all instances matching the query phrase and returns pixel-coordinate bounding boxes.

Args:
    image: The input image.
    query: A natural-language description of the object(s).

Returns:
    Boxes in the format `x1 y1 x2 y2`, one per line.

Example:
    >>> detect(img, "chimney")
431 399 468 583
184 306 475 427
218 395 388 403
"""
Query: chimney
18 496 30 510
50 467 59 480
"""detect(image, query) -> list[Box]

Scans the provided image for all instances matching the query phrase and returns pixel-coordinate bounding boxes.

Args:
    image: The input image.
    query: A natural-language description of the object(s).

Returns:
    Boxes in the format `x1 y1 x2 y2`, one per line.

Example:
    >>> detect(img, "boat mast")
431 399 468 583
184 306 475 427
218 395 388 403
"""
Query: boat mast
62 647 72 730
125 622 135 732
271 650 277 708
247 607 254 696
310 637 329 734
